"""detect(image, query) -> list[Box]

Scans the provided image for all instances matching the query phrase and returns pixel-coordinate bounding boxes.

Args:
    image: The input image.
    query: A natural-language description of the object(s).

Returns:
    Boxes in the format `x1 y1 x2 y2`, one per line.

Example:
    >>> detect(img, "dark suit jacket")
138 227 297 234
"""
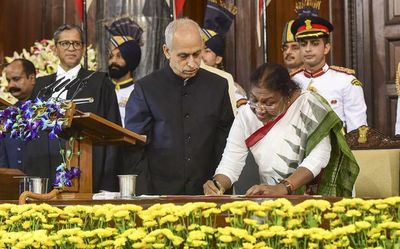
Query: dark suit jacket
125 65 234 195
27 67 121 192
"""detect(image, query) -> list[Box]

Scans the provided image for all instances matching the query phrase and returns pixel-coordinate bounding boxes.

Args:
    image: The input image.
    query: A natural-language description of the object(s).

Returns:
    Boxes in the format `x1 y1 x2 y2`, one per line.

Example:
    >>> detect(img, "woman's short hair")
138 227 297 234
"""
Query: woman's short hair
250 63 300 97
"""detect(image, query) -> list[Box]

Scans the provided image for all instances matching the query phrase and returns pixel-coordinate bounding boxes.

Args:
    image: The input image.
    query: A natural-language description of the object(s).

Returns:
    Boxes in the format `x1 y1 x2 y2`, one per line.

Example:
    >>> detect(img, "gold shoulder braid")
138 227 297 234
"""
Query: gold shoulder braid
396 62 400 96
351 79 363 86
330 65 356 75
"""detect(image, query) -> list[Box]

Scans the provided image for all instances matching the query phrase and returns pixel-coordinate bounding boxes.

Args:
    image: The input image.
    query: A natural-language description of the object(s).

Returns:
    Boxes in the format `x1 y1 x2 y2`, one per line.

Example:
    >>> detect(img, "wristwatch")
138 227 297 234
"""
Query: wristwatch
279 179 293 195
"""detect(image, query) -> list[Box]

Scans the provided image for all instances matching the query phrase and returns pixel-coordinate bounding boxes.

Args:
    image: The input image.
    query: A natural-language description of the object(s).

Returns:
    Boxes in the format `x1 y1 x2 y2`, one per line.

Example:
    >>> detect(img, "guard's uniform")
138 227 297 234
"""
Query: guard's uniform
292 64 367 132
113 79 135 127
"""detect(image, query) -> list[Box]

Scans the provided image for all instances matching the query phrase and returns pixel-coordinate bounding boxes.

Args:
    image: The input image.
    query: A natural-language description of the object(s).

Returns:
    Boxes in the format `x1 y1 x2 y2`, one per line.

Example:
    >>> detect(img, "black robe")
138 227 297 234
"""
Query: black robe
125 64 234 195
28 68 121 192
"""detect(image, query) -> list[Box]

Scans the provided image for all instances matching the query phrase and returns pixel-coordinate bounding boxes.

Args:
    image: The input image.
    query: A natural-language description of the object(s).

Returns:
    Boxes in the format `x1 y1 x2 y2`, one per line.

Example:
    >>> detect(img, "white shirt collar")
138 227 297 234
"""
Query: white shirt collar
56 64 82 81
53 64 82 99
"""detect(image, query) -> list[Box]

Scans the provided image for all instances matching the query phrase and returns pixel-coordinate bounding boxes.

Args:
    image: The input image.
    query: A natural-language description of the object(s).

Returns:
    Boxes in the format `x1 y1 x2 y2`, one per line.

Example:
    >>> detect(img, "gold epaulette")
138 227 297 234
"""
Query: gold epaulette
290 67 304 77
330 65 356 75
236 98 248 109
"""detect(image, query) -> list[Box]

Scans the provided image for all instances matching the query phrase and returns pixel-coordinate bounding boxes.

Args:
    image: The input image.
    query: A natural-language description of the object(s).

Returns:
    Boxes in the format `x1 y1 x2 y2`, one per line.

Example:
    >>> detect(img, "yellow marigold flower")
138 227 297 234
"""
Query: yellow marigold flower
345 210 362 218
114 210 130 219
324 212 337 220
243 242 255 249
287 219 302 229
41 223 54 230
159 214 178 225
244 218 258 226
281 237 296 245
200 225 215 234
369 208 380 215
355 221 371 230
188 230 206 241
331 206 345 213
274 209 287 217
308 242 319 249
172 236 184 246
132 242 146 248
69 217 83 226
378 221 400 230
22 220 31 230
254 230 275 239
67 236 84 245
375 203 389 210
143 235 156 243
219 235 233 243
188 224 200 230
254 211 266 217
364 215 375 223
384 196 400 205
143 220 157 228
153 243 166 248
114 237 127 247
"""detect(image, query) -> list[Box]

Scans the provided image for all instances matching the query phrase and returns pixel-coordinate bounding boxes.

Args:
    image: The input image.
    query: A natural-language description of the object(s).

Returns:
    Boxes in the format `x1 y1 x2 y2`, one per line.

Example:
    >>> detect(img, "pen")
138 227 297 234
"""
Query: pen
212 179 220 190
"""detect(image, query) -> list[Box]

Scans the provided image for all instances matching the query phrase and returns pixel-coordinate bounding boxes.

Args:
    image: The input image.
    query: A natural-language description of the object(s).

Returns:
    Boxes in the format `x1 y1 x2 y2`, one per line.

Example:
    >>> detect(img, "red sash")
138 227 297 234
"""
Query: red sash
245 110 287 148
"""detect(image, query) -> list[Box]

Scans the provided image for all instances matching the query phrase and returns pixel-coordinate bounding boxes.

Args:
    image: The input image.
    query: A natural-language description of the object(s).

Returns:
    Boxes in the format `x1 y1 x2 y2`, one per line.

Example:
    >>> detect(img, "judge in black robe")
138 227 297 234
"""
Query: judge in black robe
29 68 121 192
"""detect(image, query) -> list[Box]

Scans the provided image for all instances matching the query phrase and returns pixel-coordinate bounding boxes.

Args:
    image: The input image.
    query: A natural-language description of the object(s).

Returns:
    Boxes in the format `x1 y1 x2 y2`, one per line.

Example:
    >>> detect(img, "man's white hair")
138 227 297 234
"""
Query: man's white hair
164 18 203 49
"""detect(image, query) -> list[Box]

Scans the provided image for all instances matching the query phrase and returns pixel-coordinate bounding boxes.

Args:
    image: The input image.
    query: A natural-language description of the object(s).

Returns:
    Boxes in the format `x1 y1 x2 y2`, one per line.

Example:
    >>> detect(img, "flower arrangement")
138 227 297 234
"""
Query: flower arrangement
1 197 400 248
0 98 81 188
0 98 68 141
0 39 97 104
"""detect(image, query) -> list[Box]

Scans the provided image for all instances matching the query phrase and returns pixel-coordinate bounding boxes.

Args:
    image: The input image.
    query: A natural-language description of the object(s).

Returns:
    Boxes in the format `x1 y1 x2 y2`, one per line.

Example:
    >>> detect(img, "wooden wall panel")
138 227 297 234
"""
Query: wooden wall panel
266 0 346 67
0 0 84 65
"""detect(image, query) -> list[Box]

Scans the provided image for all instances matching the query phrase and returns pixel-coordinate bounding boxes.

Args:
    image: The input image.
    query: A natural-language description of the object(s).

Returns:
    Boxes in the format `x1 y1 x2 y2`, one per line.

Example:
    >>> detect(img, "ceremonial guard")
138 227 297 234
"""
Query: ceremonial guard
200 0 247 113
106 18 143 126
290 0 367 132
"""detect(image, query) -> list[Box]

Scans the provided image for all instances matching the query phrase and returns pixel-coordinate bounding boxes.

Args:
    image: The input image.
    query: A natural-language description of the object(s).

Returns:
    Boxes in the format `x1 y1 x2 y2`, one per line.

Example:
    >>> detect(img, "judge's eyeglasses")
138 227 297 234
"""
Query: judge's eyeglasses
57 40 83 50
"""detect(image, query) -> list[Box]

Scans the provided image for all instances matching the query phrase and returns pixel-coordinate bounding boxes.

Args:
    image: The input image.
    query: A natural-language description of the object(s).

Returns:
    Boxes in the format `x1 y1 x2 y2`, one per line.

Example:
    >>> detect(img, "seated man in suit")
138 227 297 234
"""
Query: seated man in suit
0 59 36 169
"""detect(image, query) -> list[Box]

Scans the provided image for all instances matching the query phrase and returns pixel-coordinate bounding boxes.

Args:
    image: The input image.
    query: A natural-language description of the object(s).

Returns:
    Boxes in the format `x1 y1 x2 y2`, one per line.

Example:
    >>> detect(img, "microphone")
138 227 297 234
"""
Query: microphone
55 78 80 100
36 76 66 99
69 71 98 101
53 78 71 92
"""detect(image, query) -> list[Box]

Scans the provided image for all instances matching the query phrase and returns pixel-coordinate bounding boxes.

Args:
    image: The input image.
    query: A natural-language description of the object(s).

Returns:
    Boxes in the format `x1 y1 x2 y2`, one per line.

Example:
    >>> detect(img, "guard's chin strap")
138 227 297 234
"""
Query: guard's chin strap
112 77 134 91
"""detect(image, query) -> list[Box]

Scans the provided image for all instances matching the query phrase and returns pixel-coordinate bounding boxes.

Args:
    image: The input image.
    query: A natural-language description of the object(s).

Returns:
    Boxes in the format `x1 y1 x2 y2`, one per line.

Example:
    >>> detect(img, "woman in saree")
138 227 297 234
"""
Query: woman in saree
203 63 359 197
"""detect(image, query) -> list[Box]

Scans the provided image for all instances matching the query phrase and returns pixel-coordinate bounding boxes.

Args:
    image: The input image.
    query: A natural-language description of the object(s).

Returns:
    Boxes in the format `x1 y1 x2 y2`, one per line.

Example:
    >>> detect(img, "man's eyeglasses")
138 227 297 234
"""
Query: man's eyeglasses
57 40 83 50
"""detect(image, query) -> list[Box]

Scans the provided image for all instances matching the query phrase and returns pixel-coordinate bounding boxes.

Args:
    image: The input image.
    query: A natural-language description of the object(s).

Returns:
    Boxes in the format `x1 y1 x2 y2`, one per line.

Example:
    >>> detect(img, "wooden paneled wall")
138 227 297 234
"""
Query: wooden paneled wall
0 0 93 67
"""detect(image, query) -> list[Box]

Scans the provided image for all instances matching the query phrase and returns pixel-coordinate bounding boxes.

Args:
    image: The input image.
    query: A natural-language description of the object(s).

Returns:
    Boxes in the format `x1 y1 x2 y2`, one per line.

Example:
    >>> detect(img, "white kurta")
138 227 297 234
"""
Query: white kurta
215 92 331 186
291 64 367 132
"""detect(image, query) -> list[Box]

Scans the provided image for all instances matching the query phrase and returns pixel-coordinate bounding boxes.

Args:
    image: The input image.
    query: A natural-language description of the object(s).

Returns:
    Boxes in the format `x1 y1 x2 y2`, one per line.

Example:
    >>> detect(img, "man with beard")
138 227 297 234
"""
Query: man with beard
290 2 367 133
105 18 149 194
281 20 303 75
106 18 143 126
125 18 234 195
0 59 36 169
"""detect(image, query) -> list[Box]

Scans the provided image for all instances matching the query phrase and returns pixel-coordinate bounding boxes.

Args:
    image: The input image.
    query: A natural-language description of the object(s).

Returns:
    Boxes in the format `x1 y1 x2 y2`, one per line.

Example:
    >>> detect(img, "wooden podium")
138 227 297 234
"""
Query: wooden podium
0 97 12 109
19 104 146 203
